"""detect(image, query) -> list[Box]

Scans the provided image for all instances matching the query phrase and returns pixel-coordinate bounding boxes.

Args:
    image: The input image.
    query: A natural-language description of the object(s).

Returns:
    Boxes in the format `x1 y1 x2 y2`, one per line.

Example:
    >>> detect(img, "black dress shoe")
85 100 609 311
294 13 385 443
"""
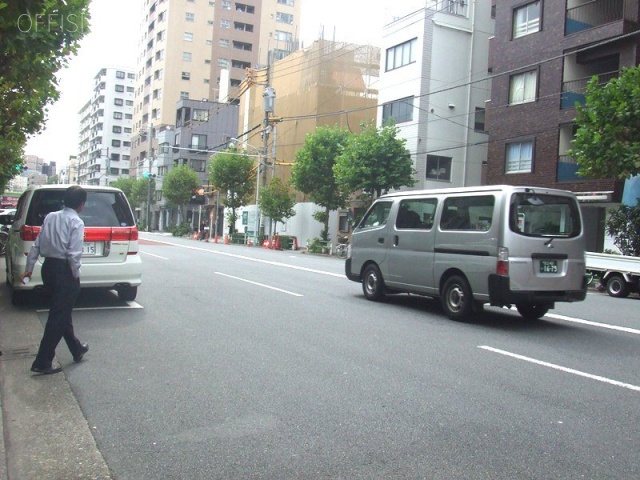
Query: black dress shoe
31 365 63 375
74 343 89 363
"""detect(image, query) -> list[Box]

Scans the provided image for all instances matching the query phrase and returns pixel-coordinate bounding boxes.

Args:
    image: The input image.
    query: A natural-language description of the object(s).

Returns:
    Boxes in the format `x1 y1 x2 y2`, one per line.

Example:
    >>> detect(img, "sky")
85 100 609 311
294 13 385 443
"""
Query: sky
25 0 425 168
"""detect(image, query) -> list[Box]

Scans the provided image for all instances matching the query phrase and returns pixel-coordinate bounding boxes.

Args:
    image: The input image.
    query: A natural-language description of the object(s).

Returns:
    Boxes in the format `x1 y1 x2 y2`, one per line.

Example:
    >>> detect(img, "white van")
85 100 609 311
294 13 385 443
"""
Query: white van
4 185 142 305
345 185 588 320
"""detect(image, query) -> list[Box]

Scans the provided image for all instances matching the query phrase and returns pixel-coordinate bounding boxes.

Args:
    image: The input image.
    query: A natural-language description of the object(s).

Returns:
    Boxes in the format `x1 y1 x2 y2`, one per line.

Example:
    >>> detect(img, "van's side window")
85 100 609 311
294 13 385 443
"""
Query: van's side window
396 199 437 229
360 201 393 228
440 195 495 231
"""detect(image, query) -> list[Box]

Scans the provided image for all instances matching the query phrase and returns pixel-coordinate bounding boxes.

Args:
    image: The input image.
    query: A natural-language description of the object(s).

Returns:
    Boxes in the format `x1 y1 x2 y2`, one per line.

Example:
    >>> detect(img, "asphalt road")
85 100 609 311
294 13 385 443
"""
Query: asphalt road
40 234 640 479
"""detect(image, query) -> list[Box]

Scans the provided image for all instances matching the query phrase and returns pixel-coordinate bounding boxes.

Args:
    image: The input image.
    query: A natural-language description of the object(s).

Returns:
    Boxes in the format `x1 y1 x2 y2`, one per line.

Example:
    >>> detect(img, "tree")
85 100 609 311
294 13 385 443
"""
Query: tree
258 177 296 239
0 0 91 189
130 177 154 214
291 125 351 240
605 204 640 256
207 149 255 233
334 123 415 205
162 165 200 225
570 67 640 180
110 177 137 200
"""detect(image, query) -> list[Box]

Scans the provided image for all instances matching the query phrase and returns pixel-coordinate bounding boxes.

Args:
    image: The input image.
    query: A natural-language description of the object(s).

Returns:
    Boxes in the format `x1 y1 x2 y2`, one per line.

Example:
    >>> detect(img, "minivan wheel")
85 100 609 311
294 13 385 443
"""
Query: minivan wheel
362 264 384 301
516 302 549 320
117 285 137 302
605 274 630 298
441 275 473 321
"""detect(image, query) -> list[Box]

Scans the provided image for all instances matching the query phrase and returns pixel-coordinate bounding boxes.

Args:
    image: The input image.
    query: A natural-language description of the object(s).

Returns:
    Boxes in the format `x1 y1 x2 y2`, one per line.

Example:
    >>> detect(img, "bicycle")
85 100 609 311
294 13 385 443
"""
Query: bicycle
0 229 8 257
335 234 349 259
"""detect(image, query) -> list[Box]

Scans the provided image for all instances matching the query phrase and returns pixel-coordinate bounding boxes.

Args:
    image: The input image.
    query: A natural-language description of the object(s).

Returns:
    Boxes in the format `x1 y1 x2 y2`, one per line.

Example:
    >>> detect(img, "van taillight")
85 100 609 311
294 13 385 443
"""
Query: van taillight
20 225 40 241
496 246 509 275
84 227 138 242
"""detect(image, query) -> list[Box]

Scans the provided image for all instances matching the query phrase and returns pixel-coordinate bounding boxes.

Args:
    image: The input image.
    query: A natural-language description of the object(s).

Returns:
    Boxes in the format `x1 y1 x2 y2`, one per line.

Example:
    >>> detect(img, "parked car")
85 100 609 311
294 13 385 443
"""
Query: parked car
3 185 142 305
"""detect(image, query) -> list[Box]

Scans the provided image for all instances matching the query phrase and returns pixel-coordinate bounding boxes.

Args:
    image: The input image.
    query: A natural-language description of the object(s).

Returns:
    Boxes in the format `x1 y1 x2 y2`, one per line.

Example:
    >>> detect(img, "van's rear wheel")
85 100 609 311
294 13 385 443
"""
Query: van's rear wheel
605 274 630 298
117 286 137 302
516 302 549 320
362 264 384 301
441 275 473 321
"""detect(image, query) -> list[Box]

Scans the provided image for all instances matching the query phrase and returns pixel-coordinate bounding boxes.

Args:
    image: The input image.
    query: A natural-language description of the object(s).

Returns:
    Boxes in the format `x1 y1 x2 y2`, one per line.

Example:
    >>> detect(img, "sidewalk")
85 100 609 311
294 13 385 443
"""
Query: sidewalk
0 263 112 479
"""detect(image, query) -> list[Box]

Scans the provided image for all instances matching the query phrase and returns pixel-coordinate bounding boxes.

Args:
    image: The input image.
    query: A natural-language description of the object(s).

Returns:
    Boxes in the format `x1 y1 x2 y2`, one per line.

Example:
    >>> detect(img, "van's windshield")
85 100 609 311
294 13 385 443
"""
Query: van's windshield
510 193 581 238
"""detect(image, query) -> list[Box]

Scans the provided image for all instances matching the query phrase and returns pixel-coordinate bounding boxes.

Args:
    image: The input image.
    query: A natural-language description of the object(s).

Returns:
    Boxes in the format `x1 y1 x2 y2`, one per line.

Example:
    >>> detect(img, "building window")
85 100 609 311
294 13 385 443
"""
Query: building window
110 168 119 175
113 112 123 119
506 141 533 173
123 141 131 147
127 72 135 79
382 96 414 124
114 98 124 106
112 126 122 133
275 30 292 42
277 0 294 5
190 159 206 172
181 71 191 80
474 107 486 131
116 70 125 79
219 38 229 48
275 12 294 24
122 157 130 163
218 58 229 68
231 60 250 69
184 32 193 41
190 134 207 149
111 153 120 161
127 86 134 92
124 127 132 133
126 100 134 106
234 21 253 32
236 3 255 13
193 109 209 122
180 91 189 99
112 140 121 147
156 30 165 42
233 40 252 51
125 113 132 119
155 49 165 60
386 38 417 71
115 84 125 92
513 1 541 39
222 0 231 9
183 51 192 61
509 70 537 105
185 12 194 22
426 155 452 181
221 19 230 29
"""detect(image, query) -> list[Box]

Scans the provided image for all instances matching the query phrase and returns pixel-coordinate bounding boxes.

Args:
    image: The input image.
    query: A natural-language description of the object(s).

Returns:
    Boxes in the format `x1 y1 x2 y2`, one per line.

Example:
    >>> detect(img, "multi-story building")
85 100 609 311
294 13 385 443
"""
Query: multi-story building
485 0 640 251
23 155 45 173
378 0 494 190
130 0 302 227
237 39 380 244
77 67 136 186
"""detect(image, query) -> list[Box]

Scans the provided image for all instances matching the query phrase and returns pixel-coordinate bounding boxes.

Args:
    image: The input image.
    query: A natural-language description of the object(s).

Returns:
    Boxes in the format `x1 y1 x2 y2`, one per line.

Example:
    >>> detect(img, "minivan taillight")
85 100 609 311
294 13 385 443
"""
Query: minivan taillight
20 225 40 241
84 227 138 242
496 246 509 275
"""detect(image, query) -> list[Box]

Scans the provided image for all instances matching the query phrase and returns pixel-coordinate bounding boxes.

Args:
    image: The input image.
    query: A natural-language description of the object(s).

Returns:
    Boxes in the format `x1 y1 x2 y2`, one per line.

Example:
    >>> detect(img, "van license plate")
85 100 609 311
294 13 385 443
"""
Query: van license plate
540 260 558 273
83 242 97 255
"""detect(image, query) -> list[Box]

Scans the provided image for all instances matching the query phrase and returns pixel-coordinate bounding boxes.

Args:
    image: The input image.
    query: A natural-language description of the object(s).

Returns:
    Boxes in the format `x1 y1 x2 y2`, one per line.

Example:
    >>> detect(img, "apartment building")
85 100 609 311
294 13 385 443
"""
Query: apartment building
485 0 640 251
77 67 136 186
378 0 494 190
130 0 301 196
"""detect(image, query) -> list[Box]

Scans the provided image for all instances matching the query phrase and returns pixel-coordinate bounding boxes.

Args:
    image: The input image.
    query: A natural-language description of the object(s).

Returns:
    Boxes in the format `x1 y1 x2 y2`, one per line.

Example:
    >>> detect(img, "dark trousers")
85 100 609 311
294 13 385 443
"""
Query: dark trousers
32 258 82 368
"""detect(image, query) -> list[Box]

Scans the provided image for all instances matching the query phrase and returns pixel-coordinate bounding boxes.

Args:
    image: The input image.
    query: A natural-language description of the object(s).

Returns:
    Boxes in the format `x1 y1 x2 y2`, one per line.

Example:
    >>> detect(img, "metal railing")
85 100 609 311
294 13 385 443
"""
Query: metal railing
566 0 633 34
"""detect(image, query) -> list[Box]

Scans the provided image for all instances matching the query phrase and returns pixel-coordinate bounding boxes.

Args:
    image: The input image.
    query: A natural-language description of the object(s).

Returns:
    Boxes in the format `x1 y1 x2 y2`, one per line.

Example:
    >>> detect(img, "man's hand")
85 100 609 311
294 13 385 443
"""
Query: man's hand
20 271 32 284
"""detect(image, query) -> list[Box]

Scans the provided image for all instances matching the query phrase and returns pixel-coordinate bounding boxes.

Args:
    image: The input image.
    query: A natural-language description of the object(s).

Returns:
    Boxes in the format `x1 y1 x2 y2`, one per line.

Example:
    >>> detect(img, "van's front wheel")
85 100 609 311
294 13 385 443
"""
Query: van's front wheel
516 302 549 320
441 275 473 321
362 264 384 301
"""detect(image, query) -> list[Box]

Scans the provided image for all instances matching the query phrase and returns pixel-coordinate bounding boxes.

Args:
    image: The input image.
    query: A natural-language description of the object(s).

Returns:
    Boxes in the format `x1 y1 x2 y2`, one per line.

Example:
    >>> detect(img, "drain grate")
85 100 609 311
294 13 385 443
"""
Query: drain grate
0 345 38 361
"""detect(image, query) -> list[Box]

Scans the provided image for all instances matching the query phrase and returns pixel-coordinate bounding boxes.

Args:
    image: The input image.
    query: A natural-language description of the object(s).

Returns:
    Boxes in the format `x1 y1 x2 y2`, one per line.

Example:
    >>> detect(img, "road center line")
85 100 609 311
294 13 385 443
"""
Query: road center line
139 238 343 277
545 313 640 335
478 346 640 392
215 272 303 297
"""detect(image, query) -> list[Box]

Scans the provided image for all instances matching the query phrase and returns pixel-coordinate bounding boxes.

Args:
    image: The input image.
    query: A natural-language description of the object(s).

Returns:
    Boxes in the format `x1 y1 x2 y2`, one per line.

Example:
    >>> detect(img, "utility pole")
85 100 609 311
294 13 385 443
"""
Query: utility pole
146 123 154 232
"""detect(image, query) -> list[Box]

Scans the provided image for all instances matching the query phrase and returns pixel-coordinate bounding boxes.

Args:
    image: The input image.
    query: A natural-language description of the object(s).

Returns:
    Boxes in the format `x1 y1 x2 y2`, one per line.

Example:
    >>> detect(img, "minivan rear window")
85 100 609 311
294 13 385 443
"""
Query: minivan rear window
25 190 135 227
510 193 581 238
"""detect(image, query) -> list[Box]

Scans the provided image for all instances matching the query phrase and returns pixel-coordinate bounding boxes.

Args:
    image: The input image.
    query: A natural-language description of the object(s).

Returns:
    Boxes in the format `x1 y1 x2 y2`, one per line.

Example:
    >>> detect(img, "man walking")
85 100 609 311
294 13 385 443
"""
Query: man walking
21 186 89 374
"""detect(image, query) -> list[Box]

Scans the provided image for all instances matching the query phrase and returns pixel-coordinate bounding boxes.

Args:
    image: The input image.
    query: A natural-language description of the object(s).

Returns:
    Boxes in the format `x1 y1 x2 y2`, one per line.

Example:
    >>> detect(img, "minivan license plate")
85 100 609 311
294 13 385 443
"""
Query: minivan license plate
540 260 558 273
83 242 97 255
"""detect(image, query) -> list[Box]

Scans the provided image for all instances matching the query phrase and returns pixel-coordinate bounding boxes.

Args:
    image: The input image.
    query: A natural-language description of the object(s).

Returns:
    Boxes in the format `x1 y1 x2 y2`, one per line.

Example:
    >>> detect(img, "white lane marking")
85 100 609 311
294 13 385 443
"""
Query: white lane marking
215 272 303 297
479 346 640 392
139 237 343 278
545 313 640 336
36 301 143 313
140 251 168 260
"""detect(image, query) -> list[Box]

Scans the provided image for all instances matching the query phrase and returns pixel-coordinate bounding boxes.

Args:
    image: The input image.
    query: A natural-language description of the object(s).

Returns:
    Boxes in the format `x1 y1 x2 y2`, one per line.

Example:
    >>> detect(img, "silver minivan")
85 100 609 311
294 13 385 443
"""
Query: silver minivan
345 185 588 320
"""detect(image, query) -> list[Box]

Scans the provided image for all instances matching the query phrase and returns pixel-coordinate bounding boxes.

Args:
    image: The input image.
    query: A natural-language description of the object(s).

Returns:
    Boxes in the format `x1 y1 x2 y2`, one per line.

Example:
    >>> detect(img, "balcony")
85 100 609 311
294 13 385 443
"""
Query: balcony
566 0 636 35
557 155 582 182
560 70 619 109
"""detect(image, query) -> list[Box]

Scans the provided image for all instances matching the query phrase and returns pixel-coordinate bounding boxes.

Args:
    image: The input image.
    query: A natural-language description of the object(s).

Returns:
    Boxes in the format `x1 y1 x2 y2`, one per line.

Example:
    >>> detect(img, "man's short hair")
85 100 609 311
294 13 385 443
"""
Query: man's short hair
63 186 87 209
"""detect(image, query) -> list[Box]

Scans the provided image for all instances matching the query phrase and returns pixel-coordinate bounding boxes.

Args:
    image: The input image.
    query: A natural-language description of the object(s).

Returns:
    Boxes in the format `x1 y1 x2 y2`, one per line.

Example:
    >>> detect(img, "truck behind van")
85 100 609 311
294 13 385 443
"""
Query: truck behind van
345 185 588 320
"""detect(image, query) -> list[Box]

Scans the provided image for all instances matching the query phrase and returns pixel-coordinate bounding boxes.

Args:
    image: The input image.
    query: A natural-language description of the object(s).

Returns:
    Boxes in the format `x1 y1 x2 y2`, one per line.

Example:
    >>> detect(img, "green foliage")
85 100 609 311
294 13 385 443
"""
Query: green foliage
605 204 640 256
0 0 91 189
334 123 415 203
291 125 352 239
571 67 640 180
208 149 255 233
163 165 200 207
306 237 330 254
110 177 137 200
258 177 296 237
171 222 192 237
130 177 154 211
